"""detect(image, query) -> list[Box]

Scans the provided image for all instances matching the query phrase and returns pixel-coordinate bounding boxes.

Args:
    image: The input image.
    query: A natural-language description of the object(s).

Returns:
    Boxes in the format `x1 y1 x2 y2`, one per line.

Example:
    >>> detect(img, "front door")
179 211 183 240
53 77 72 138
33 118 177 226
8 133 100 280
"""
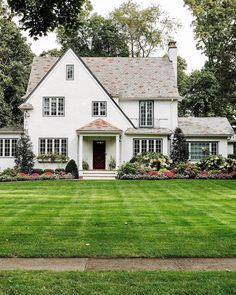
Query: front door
93 141 106 169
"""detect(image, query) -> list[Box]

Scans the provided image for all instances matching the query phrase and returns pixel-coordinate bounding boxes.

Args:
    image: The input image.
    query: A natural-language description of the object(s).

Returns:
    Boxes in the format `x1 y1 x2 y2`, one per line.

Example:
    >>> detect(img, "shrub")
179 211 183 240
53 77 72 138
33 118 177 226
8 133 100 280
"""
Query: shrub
82 160 89 170
175 163 189 174
32 168 44 175
228 154 236 159
55 168 65 174
170 128 189 163
108 157 116 170
208 169 221 175
183 164 200 179
15 134 35 174
0 168 17 177
117 162 138 177
135 152 172 170
197 155 236 172
65 159 79 179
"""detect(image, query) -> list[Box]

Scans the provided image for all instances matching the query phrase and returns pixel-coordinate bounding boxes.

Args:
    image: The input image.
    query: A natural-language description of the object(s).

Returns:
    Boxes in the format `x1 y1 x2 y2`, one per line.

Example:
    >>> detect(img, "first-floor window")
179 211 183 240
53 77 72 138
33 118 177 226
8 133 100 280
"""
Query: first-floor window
188 141 218 161
0 139 18 157
133 138 162 156
43 97 65 116
39 138 67 155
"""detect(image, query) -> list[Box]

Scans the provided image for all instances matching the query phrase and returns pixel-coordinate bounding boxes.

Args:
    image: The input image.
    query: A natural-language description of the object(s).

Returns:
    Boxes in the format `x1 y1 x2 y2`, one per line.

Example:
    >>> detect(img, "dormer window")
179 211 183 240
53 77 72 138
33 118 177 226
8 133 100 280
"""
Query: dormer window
66 64 74 80
92 101 107 117
139 101 154 127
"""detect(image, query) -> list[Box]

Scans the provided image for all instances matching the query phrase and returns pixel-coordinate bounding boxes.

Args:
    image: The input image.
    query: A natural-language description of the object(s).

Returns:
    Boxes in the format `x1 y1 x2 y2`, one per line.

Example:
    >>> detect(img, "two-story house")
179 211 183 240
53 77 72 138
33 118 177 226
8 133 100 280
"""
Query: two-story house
0 42 234 178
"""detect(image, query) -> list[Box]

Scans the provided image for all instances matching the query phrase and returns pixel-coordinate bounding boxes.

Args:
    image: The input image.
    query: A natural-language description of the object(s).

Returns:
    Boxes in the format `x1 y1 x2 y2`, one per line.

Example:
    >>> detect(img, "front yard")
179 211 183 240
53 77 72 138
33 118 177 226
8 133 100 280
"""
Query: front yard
0 271 235 295
0 180 235 257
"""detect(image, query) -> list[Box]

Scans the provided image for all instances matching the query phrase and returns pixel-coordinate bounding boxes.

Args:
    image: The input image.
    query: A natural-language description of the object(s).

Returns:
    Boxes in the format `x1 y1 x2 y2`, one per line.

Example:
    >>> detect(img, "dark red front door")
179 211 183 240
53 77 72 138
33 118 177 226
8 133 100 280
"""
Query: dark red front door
93 141 106 169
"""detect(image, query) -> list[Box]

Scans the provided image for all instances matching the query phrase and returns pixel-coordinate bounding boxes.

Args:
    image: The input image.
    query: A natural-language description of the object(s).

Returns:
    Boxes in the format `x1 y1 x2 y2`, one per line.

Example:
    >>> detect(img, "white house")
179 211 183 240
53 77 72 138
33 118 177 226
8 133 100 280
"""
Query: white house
0 42 234 178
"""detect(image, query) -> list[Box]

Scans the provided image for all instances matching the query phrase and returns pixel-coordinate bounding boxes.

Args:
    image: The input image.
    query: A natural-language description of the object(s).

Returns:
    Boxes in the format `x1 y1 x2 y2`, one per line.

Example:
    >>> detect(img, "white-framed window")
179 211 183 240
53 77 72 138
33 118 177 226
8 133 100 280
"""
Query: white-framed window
92 101 107 116
0 138 18 157
39 138 68 155
188 142 218 161
133 138 162 156
66 65 74 80
140 101 154 127
43 97 65 116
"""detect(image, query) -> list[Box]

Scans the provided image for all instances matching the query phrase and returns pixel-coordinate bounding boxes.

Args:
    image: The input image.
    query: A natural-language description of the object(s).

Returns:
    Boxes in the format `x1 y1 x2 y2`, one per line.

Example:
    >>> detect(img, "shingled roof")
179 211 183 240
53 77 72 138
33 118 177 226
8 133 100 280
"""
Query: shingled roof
26 54 180 100
178 117 234 137
77 119 122 133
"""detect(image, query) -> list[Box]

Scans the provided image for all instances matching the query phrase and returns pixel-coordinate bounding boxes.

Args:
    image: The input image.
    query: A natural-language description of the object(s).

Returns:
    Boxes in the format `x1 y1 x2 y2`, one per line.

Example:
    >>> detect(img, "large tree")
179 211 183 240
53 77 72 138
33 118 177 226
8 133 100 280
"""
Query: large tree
111 0 180 57
184 0 236 120
57 13 129 57
0 4 34 127
7 0 85 37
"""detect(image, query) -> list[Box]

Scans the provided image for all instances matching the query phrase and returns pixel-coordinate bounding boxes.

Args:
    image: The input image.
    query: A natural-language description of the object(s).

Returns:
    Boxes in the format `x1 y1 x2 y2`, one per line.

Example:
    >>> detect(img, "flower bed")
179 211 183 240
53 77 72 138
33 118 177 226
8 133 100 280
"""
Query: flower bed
118 153 236 180
0 168 74 182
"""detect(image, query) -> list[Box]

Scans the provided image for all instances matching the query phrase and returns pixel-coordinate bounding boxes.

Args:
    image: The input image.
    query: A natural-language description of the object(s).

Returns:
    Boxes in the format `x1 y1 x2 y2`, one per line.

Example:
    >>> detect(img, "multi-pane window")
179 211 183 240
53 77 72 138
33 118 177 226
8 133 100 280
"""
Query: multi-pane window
188 142 218 161
39 138 67 155
133 139 162 156
0 139 18 157
92 101 107 116
66 65 74 80
43 97 65 116
140 101 154 127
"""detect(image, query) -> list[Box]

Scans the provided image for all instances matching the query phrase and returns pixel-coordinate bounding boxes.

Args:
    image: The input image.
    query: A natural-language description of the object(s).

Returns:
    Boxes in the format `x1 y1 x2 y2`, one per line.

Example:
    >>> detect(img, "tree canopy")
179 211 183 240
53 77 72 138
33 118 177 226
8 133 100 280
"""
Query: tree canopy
0 4 34 127
111 0 180 57
7 0 85 37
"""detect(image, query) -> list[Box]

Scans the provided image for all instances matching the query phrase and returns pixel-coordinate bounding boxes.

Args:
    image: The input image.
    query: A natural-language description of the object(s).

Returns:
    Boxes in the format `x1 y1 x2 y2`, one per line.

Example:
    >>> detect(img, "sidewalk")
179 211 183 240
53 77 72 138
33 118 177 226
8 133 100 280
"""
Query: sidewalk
0 257 235 272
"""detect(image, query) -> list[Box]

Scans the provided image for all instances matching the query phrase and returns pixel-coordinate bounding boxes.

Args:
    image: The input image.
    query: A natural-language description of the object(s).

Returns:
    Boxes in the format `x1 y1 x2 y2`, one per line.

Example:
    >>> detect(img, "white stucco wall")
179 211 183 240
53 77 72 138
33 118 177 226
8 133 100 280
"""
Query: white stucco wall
228 143 235 155
119 100 178 131
24 49 132 168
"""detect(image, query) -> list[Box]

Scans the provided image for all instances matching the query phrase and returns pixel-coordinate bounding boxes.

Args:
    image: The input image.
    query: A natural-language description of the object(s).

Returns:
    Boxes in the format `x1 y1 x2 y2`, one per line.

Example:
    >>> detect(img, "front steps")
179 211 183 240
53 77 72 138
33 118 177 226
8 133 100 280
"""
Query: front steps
82 170 117 180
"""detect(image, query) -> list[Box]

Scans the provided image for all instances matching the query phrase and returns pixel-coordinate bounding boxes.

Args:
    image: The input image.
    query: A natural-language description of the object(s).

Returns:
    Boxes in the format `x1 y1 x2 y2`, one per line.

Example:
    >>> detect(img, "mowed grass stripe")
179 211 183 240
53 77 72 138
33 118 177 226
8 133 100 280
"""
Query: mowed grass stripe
0 180 235 257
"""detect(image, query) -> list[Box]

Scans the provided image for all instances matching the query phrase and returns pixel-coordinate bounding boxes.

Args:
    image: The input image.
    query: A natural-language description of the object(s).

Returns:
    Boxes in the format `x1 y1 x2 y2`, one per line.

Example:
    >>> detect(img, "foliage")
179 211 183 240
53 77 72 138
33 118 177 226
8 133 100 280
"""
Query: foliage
108 157 116 170
0 168 17 177
179 69 221 117
197 155 236 173
0 7 34 127
135 152 173 171
57 12 129 57
15 134 35 174
6 0 85 37
37 154 69 163
117 162 138 177
82 160 89 170
111 0 180 57
31 168 44 175
65 159 79 179
184 0 236 124
170 128 189 163
177 56 189 98
40 48 62 57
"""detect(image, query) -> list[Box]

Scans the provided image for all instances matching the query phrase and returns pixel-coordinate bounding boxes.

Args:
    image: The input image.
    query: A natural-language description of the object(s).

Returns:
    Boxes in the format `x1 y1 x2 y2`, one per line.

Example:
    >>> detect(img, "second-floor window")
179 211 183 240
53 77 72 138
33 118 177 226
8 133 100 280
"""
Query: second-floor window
0 138 18 157
140 101 154 127
66 65 74 80
43 97 65 116
39 138 67 155
92 101 107 116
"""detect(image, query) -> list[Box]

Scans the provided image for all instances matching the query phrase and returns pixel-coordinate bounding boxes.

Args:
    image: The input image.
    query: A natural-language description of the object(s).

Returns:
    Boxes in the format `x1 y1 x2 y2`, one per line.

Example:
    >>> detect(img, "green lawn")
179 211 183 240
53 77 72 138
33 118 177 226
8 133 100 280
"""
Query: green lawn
0 180 235 257
0 271 235 295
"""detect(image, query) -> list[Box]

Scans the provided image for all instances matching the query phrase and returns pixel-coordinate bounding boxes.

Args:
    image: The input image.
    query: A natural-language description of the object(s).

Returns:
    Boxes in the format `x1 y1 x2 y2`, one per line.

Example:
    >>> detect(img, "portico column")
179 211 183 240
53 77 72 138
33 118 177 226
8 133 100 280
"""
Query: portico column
115 135 120 170
79 135 83 171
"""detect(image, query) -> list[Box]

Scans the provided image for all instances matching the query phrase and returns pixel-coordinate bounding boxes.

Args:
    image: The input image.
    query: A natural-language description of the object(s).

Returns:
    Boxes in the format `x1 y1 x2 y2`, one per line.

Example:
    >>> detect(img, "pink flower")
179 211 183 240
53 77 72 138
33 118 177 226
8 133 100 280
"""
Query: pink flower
164 171 175 178
31 173 39 178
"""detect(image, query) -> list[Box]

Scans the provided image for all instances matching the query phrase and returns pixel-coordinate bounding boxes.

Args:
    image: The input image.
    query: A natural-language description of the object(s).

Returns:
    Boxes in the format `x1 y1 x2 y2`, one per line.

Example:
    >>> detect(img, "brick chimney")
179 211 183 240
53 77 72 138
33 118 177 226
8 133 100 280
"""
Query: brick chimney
168 41 177 82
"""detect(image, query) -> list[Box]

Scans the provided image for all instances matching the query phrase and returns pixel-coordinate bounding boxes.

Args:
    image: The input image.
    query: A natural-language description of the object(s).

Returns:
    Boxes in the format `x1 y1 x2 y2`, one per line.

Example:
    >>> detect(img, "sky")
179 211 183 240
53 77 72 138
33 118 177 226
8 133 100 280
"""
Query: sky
24 0 206 72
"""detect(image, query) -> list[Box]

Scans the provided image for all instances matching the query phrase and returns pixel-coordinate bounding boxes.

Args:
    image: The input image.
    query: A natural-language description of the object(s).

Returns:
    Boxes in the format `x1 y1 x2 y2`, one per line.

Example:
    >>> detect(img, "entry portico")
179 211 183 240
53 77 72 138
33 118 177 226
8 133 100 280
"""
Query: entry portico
76 119 122 173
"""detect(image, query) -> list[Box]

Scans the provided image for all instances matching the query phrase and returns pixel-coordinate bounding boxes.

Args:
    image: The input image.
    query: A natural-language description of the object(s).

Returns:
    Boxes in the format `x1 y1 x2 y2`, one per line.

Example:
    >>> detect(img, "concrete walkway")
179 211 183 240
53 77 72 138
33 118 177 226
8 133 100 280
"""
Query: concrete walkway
0 258 235 272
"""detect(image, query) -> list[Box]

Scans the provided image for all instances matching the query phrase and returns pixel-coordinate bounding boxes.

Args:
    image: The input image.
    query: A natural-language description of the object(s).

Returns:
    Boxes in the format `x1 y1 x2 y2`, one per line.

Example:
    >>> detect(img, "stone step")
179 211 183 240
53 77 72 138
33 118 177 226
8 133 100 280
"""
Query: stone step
82 170 117 180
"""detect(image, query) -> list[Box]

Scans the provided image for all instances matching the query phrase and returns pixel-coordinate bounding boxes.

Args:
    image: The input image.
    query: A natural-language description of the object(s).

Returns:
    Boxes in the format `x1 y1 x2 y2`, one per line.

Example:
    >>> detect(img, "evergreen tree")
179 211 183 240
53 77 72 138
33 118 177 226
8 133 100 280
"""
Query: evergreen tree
170 128 189 163
65 159 79 179
15 133 35 173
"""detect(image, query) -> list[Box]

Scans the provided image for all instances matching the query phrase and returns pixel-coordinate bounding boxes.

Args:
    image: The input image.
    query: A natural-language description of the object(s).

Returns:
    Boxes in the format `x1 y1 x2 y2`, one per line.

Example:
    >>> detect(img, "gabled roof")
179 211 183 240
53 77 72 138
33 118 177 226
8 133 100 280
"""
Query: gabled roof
178 117 234 137
77 119 122 133
26 55 180 100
